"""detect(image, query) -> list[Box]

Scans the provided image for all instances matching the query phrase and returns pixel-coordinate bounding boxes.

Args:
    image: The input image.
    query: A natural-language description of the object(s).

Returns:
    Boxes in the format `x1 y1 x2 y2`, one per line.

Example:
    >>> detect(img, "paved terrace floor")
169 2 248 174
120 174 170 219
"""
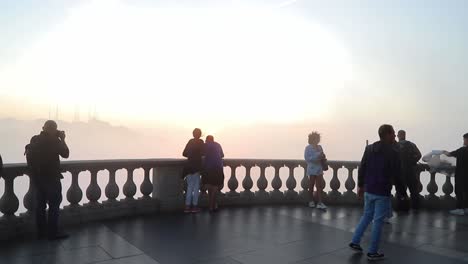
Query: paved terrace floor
1 206 468 264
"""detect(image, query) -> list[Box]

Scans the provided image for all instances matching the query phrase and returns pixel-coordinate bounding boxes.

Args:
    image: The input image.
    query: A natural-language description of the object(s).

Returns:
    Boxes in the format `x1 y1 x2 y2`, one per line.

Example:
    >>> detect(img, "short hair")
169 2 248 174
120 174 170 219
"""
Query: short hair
43 120 58 130
398 130 406 135
464 133 468 139
193 128 202 138
206 135 214 142
378 124 394 139
308 131 320 144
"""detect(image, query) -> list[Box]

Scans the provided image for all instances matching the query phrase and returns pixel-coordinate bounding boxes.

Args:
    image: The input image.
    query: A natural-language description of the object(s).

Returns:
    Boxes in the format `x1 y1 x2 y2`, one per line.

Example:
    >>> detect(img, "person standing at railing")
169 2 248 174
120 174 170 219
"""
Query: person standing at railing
349 124 401 261
397 130 422 211
443 133 468 216
202 135 225 213
182 128 204 213
25 120 69 240
304 131 327 210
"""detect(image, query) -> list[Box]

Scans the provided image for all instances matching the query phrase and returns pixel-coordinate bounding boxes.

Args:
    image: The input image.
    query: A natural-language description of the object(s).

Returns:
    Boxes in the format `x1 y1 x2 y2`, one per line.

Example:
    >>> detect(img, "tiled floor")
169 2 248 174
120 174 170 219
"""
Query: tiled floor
1 206 468 264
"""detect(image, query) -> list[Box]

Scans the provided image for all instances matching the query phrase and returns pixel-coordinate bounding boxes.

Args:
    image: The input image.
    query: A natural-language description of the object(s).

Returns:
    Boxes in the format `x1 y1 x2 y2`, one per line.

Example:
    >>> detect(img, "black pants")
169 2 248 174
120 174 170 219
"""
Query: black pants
33 178 62 237
405 168 421 210
455 176 468 209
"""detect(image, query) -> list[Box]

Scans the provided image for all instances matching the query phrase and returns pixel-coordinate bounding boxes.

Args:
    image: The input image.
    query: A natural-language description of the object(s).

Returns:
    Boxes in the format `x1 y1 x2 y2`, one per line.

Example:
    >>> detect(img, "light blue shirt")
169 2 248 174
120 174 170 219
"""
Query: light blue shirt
304 144 324 176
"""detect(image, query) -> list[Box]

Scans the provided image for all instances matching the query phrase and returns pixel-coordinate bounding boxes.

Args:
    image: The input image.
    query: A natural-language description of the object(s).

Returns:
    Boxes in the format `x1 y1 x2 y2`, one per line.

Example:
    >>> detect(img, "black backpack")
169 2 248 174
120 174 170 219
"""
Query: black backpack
25 136 42 175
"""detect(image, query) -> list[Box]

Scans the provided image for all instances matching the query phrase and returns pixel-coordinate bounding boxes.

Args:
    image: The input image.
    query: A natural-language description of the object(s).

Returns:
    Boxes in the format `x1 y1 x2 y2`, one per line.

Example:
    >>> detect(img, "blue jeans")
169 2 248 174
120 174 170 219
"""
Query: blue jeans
185 173 201 206
352 192 391 254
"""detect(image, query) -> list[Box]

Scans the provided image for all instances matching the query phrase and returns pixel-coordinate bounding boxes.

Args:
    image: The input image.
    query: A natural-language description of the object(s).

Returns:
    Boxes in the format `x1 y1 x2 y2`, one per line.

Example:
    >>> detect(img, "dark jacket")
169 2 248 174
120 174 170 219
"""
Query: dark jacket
0 154 3 178
204 141 224 170
26 132 69 180
358 141 402 197
450 146 468 181
182 138 204 177
398 140 422 169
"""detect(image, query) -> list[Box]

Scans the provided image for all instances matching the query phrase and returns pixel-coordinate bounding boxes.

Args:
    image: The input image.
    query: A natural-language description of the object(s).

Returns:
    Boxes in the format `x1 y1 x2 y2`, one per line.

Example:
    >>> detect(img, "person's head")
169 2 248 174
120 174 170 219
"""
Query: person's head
192 128 202 139
308 132 321 145
42 120 58 136
397 130 406 141
464 133 468 146
378 124 396 144
206 135 214 143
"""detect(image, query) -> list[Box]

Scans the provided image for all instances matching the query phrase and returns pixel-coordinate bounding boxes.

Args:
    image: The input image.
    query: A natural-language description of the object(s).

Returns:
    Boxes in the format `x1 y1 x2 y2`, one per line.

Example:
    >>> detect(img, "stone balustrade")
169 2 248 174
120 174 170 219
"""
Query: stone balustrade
0 158 456 240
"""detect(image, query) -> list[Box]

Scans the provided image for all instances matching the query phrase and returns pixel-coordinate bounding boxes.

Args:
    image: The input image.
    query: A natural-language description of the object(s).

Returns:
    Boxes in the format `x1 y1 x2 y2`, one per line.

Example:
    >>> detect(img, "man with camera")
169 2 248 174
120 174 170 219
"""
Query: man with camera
25 120 69 240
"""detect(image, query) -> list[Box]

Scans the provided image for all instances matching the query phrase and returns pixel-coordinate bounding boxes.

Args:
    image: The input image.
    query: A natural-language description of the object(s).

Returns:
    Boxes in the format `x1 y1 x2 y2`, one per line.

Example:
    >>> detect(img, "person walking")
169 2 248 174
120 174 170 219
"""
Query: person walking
349 124 402 261
304 131 327 210
182 128 204 213
25 120 70 240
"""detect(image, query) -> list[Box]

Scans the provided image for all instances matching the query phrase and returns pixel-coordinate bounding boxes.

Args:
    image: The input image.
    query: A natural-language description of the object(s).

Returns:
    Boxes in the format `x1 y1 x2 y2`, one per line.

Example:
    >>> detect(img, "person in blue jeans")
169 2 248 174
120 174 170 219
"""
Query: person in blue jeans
349 124 402 261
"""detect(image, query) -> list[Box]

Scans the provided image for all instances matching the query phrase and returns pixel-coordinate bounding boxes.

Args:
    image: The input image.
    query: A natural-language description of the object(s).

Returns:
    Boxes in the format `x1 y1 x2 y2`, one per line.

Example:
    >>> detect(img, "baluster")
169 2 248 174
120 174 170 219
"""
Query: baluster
0 174 20 217
67 170 83 207
23 174 35 214
284 165 298 200
270 164 284 200
241 165 254 198
227 165 239 197
105 168 119 202
140 167 153 199
299 165 309 201
86 169 101 205
441 174 456 208
425 171 439 208
343 166 357 203
255 165 269 200
123 167 137 200
328 165 342 201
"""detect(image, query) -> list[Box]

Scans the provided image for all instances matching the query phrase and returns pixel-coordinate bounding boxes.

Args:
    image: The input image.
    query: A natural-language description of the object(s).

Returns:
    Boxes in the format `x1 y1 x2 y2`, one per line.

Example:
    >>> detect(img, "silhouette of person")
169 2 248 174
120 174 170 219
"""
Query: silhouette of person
25 120 69 240
202 135 225 212
397 130 422 210
182 128 204 213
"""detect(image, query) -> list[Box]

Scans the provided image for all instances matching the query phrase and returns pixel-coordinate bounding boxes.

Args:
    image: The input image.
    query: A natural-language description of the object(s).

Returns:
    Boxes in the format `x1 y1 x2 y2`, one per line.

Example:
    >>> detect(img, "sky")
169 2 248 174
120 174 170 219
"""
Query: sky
0 0 467 161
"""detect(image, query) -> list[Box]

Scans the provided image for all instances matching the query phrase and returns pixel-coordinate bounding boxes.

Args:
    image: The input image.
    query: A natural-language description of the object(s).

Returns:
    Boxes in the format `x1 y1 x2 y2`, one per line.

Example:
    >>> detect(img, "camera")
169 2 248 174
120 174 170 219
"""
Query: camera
56 130 65 138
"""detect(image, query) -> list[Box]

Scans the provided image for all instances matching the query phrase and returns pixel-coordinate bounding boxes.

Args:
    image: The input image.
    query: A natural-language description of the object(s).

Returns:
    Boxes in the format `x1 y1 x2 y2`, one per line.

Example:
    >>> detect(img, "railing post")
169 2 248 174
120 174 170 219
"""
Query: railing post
227 165 240 197
23 174 35 215
0 174 19 217
66 169 83 207
328 165 342 202
123 167 137 200
441 174 456 208
241 164 254 199
425 171 440 209
270 164 284 201
140 167 153 199
299 165 309 201
104 168 119 203
86 169 102 206
343 166 358 204
255 165 269 201
284 165 298 200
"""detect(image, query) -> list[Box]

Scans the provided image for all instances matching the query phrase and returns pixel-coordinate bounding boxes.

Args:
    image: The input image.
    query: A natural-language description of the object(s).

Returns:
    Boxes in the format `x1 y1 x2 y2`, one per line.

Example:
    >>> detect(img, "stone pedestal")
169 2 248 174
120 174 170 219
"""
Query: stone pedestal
153 166 184 211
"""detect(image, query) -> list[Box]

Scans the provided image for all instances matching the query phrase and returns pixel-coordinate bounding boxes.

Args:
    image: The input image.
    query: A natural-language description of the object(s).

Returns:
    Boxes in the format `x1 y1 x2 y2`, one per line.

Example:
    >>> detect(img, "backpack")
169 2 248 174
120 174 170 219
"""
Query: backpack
25 136 42 175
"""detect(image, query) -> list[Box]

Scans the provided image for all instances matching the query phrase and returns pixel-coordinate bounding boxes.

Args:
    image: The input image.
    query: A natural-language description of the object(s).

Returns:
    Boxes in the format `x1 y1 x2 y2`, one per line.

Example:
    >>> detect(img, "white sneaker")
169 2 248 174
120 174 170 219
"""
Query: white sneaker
316 203 327 210
308 201 316 208
449 209 465 216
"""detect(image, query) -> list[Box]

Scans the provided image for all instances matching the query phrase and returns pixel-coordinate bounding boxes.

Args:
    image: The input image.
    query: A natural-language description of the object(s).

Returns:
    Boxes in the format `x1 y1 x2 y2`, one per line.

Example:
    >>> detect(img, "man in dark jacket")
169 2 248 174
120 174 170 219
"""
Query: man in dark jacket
397 130 422 210
444 133 468 216
349 124 401 261
26 120 69 240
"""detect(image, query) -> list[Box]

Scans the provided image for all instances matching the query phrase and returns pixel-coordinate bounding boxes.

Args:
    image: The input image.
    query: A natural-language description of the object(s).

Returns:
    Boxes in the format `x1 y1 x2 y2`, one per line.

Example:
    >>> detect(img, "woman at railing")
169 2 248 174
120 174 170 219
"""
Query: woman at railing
202 135 225 212
304 131 327 210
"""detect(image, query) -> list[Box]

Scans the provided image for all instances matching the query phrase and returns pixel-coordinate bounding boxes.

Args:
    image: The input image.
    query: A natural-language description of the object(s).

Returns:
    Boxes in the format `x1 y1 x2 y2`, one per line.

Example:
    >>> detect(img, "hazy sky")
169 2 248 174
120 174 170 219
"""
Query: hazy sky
0 0 467 160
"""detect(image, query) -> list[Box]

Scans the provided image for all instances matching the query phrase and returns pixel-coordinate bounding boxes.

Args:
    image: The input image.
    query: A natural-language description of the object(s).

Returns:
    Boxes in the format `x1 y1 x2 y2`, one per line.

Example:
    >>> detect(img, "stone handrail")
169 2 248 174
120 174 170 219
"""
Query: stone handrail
0 159 456 240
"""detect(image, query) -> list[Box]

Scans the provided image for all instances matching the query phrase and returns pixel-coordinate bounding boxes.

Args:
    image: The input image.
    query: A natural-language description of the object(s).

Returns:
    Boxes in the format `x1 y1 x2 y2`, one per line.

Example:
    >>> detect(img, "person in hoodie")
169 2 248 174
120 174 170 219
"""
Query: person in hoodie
349 124 402 261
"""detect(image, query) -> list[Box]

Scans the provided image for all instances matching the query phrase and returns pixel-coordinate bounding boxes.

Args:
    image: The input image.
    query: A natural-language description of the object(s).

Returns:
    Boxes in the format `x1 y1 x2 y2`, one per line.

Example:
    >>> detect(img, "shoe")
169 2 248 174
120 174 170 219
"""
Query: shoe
449 209 465 216
349 243 363 252
383 217 391 224
184 206 192 213
316 203 327 210
48 232 69 241
308 201 316 208
191 207 201 213
367 252 385 261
